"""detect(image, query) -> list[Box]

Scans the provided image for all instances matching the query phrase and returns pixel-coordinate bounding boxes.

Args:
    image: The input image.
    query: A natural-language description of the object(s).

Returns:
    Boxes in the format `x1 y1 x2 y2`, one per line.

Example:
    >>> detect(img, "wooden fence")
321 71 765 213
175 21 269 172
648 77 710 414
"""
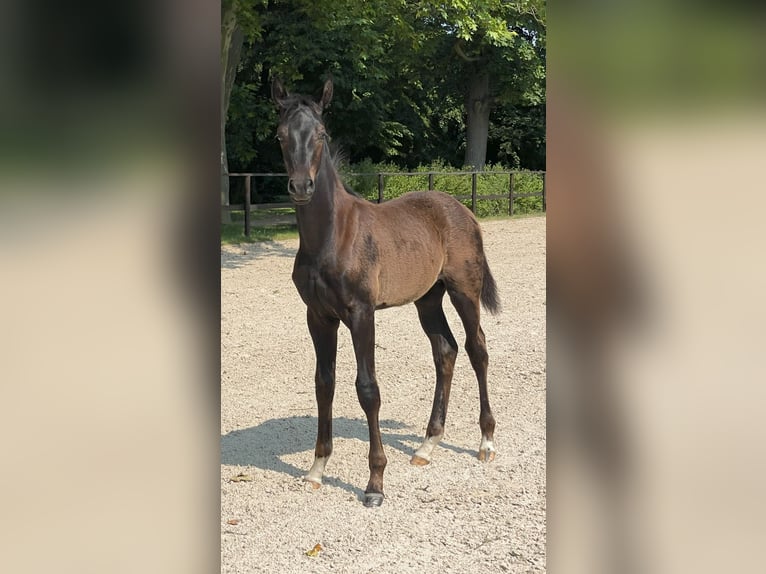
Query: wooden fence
224 170 545 237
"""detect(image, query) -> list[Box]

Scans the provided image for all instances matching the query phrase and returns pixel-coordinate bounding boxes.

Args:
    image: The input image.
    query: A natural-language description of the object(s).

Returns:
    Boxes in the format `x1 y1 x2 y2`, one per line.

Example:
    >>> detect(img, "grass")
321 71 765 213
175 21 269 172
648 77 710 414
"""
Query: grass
221 223 298 244
222 206 298 244
229 207 295 222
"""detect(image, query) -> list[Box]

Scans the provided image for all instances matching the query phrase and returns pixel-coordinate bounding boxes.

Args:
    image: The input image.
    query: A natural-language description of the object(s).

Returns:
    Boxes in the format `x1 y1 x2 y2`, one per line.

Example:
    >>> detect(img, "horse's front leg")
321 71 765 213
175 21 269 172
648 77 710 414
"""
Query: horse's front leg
304 308 339 488
349 306 387 507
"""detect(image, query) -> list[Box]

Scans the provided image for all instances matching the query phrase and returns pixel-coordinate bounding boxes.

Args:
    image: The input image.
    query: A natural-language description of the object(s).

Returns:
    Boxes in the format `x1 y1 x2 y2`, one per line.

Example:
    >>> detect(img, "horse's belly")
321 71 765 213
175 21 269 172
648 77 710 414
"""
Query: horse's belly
376 256 441 307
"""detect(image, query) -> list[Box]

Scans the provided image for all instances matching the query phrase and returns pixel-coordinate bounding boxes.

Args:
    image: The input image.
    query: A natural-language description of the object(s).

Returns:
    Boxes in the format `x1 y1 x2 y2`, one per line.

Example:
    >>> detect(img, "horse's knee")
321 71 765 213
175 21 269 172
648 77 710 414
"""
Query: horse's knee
315 370 335 394
355 375 381 412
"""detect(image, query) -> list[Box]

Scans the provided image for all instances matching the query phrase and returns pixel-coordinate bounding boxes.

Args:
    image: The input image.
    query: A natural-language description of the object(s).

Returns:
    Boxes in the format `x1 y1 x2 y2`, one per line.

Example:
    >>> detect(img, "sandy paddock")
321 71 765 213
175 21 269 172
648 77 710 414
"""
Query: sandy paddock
221 216 546 573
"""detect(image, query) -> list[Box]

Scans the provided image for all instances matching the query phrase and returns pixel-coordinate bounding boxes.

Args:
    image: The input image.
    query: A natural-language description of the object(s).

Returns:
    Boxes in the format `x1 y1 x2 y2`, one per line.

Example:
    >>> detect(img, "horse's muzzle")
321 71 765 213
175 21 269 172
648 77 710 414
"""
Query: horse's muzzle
288 177 315 204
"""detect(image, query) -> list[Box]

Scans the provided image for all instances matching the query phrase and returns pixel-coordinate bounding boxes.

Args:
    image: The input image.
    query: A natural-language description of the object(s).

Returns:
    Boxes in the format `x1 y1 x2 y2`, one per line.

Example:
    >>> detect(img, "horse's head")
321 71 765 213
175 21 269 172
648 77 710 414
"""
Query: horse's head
271 78 333 205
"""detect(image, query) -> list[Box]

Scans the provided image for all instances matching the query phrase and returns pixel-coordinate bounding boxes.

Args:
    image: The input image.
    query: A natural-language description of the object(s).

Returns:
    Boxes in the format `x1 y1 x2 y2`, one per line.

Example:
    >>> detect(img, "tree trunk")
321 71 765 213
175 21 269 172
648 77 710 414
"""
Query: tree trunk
221 8 244 224
463 69 492 170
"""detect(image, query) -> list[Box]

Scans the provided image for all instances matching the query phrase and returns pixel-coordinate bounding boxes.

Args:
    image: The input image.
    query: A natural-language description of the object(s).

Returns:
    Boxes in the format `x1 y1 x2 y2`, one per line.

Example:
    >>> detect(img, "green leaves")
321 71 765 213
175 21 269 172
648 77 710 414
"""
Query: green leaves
224 0 545 178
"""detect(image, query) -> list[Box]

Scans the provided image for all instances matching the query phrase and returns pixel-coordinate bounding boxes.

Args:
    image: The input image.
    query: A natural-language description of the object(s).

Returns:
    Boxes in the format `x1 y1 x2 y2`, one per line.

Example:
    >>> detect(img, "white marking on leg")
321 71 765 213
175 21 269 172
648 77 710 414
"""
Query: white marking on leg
479 437 495 459
413 433 444 462
304 456 328 484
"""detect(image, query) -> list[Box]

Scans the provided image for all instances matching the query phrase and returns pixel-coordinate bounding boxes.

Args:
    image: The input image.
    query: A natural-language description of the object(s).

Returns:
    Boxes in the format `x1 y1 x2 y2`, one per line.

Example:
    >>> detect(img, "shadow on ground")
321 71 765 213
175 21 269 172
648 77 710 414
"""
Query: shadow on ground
221 416 475 500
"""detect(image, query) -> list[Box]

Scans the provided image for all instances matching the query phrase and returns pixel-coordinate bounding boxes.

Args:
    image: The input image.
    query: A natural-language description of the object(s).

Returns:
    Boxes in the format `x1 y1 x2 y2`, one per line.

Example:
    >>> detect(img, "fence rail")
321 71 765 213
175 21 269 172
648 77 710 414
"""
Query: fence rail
224 170 545 237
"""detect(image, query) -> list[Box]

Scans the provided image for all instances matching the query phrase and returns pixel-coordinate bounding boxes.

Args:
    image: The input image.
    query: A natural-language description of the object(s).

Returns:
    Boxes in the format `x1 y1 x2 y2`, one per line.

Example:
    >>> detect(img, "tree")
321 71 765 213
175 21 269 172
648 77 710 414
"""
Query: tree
416 0 546 169
222 0 546 198
221 0 266 222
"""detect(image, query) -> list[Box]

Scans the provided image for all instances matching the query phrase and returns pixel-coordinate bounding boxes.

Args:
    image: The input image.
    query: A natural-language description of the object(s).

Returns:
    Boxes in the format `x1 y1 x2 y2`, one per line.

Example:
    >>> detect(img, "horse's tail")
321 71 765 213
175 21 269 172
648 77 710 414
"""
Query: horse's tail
481 257 502 315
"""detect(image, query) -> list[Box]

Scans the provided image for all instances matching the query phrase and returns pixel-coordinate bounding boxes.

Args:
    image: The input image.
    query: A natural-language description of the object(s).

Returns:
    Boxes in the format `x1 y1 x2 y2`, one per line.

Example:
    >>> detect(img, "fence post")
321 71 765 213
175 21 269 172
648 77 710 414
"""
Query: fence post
509 173 515 216
541 172 546 212
377 173 384 204
244 175 251 237
471 172 477 214
428 172 434 191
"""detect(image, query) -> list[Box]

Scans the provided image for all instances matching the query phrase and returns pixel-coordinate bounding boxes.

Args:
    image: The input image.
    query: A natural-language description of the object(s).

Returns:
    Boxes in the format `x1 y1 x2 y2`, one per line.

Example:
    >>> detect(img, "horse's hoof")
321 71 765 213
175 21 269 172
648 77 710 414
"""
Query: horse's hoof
363 492 384 507
410 455 430 466
478 449 496 462
303 478 322 490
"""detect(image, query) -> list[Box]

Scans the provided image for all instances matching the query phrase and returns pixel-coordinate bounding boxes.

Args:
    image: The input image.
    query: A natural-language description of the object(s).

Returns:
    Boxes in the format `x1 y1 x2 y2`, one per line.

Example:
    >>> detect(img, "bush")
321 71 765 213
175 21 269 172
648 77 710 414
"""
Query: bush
512 172 544 214
342 160 544 218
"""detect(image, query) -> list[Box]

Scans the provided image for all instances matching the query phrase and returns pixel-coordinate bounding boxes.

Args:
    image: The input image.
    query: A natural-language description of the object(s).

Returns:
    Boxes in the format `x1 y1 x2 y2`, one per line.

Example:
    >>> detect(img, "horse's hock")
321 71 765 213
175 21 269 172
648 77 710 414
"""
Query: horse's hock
221 215 546 572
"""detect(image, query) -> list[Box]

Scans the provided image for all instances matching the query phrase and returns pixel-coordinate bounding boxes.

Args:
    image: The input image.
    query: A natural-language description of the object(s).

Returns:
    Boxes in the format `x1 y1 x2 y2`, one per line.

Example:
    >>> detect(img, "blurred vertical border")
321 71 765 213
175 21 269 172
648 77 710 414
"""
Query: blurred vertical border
0 1 220 572
548 1 766 573
3 1 766 572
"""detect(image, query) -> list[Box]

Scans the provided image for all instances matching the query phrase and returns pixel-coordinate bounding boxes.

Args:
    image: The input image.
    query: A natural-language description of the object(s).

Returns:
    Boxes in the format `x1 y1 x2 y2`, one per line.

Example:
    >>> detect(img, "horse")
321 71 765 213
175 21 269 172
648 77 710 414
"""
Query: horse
271 77 501 507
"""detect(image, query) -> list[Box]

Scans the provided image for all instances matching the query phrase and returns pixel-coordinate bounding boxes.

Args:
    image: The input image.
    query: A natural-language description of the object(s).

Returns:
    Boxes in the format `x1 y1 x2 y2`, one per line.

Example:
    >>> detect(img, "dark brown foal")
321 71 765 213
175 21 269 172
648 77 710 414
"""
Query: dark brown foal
272 78 501 506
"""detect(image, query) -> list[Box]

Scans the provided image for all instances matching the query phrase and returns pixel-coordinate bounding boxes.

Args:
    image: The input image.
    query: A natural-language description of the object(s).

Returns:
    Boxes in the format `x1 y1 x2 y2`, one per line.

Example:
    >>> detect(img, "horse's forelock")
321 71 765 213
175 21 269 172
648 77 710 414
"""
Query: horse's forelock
279 94 323 120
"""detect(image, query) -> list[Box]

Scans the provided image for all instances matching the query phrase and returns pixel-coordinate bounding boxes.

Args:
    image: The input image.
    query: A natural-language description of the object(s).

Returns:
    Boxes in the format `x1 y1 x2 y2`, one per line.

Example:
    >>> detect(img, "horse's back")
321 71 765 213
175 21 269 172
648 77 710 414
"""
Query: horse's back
378 190 477 230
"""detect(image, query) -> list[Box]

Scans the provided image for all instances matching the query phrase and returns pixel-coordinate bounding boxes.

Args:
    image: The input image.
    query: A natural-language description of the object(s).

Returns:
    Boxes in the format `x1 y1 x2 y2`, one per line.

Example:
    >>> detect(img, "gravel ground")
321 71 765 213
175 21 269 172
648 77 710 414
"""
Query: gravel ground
221 216 546 573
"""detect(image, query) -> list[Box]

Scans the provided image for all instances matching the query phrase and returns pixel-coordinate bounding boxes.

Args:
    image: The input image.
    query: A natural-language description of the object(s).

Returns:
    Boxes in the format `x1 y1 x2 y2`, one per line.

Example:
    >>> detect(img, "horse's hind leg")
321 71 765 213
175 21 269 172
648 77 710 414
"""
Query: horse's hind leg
305 309 340 488
411 281 459 466
448 287 497 462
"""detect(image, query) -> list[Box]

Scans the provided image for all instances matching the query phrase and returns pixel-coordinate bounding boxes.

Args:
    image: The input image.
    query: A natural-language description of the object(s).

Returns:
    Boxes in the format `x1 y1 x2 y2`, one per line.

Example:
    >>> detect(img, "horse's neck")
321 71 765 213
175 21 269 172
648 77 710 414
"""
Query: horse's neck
295 160 345 257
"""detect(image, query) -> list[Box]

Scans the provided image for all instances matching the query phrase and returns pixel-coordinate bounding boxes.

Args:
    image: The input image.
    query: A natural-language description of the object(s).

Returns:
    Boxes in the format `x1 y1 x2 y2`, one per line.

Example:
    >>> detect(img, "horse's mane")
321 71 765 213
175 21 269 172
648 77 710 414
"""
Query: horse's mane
327 143 360 197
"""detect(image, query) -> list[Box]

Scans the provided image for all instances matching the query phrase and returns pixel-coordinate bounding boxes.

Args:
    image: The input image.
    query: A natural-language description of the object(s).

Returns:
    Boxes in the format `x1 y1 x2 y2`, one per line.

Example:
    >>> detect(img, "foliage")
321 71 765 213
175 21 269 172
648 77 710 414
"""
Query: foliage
343 160 543 217
489 102 545 169
224 0 546 182
222 0 268 41
511 172 545 214
401 1 546 167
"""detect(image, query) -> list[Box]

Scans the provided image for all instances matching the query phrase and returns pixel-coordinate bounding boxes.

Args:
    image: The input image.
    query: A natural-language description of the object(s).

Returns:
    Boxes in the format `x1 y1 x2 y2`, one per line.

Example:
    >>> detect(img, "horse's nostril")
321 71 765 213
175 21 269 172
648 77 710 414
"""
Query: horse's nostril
288 178 314 196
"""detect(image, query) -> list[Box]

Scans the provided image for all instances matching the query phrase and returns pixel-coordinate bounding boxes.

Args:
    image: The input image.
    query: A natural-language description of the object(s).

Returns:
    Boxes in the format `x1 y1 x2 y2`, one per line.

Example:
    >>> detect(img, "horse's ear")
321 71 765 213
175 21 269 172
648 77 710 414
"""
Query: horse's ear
319 78 333 110
271 78 288 108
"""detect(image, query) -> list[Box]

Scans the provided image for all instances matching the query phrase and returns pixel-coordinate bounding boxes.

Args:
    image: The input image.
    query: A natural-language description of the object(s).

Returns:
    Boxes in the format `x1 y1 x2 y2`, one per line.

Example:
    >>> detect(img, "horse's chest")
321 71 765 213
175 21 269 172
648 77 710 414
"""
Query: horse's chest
292 263 346 316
